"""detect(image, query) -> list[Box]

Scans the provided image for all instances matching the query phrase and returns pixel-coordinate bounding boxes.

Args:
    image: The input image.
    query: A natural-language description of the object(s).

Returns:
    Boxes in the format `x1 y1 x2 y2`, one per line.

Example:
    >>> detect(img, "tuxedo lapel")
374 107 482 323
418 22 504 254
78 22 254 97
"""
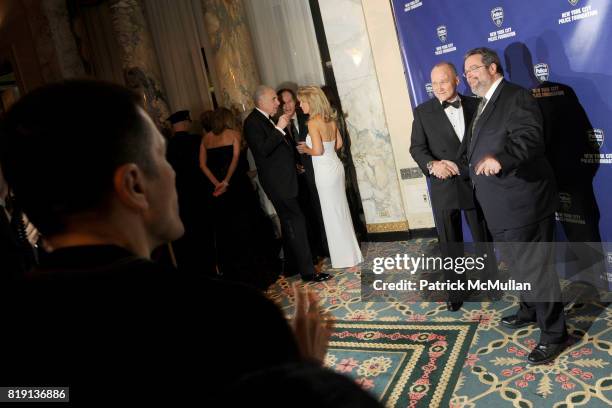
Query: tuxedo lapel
429 101 461 147
468 80 506 158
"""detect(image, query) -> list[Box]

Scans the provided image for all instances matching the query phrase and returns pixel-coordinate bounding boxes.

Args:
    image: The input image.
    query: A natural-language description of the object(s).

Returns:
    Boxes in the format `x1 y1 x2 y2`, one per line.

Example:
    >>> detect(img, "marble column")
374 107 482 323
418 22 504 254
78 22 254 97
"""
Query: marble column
108 0 170 129
318 0 408 233
201 0 260 115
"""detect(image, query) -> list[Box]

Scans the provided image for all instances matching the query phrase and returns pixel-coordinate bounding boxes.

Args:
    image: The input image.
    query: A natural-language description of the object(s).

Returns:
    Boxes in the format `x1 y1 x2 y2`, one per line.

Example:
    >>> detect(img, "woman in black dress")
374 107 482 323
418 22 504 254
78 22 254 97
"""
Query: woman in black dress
199 108 281 289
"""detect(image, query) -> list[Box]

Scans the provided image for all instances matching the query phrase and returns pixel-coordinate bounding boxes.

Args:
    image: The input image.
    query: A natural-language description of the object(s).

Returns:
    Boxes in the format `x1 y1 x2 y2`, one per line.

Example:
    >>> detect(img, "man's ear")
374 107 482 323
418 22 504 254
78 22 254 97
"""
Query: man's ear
113 163 149 212
489 63 498 75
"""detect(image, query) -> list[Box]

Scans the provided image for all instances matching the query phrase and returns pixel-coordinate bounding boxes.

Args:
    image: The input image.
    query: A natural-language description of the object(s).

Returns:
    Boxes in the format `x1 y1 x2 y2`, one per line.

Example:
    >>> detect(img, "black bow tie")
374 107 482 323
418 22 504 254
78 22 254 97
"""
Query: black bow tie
442 99 461 109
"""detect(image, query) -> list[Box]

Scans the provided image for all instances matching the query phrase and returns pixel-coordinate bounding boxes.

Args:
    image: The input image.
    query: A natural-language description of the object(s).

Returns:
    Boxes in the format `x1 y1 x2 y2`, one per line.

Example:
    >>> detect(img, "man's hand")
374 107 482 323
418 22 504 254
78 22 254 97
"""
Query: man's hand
430 160 459 179
291 282 334 364
276 113 291 130
296 164 305 174
296 141 307 154
475 155 501 176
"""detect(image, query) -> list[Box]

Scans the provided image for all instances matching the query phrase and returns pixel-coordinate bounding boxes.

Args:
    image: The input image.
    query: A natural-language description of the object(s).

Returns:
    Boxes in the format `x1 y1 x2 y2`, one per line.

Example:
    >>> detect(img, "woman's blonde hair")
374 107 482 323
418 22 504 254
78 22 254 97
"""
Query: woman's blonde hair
297 86 337 122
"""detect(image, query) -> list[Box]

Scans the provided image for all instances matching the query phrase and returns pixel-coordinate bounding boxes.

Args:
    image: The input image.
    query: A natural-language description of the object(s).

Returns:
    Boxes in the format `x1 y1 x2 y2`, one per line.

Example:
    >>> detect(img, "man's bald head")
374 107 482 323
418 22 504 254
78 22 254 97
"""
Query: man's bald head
430 62 460 102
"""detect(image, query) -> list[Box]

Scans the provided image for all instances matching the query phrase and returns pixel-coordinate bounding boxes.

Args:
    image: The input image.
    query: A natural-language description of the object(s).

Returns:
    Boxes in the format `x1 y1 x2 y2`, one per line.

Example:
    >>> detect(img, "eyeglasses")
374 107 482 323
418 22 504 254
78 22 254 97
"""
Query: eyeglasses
463 65 486 78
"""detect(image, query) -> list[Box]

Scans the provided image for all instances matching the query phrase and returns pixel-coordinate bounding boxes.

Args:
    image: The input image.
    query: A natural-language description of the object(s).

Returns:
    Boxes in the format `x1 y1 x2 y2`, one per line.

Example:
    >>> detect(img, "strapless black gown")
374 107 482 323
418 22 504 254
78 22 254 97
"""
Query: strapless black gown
206 146 281 289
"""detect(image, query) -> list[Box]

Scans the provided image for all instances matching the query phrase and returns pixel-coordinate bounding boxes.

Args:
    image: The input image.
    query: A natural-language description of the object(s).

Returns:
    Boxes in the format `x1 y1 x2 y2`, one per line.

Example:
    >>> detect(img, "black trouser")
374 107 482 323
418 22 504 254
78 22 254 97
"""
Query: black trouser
271 196 315 278
491 216 567 344
297 173 329 260
434 206 498 302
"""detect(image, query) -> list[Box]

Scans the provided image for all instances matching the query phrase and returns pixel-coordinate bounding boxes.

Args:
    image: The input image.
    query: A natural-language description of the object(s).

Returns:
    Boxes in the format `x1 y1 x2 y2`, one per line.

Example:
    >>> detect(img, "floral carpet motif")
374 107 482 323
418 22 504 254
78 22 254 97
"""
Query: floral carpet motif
324 321 477 407
266 239 612 407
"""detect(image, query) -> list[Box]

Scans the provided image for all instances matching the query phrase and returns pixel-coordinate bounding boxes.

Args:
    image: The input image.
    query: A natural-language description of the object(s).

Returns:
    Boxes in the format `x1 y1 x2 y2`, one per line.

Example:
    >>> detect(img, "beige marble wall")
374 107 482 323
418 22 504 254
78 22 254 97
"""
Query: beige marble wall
361 0 434 228
318 0 408 233
201 0 260 115
109 0 170 129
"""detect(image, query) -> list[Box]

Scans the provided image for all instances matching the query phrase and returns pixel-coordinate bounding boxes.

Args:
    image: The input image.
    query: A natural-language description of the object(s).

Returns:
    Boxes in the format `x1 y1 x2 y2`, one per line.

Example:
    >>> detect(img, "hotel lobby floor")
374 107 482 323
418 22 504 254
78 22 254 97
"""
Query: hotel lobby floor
266 239 612 408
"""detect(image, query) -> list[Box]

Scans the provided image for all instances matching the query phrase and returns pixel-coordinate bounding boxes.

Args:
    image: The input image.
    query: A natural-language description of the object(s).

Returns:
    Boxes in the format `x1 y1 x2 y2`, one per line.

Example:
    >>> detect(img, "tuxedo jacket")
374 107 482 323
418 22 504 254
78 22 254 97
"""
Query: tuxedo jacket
291 112 316 184
466 79 558 231
244 109 298 201
410 94 478 210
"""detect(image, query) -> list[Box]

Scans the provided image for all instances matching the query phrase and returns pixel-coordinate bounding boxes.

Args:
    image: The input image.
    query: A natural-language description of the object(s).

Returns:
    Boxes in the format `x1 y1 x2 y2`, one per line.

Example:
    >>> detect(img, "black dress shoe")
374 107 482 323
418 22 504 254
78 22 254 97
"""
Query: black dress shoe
446 301 463 312
501 314 536 329
301 273 332 282
528 341 568 365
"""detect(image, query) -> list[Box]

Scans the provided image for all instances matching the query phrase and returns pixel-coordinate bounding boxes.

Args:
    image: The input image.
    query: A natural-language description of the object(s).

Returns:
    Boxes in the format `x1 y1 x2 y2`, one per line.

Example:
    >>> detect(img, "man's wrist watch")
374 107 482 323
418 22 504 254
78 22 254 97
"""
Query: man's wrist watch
426 161 434 174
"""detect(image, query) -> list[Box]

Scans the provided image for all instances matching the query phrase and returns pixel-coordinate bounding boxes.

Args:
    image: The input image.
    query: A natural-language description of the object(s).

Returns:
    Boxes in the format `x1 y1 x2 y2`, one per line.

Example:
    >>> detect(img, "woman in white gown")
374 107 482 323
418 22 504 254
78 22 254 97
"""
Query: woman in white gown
296 86 363 268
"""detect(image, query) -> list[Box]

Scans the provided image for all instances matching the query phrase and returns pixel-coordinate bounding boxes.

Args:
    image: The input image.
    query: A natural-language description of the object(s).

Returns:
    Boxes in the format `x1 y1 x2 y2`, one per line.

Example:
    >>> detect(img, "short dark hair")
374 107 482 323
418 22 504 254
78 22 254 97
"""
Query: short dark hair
277 88 297 103
0 80 156 236
464 47 504 76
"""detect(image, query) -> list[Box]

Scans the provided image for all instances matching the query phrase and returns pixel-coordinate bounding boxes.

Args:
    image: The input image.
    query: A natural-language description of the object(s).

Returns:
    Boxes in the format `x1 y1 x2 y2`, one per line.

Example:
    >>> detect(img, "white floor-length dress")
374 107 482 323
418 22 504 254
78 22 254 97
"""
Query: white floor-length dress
306 135 363 268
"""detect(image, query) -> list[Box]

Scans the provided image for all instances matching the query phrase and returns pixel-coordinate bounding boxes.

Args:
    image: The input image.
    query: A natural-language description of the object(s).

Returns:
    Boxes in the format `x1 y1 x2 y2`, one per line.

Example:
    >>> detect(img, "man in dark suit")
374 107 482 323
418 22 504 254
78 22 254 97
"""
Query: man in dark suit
0 80 342 404
410 61 498 312
463 47 567 364
244 85 331 282
165 110 215 275
278 88 329 269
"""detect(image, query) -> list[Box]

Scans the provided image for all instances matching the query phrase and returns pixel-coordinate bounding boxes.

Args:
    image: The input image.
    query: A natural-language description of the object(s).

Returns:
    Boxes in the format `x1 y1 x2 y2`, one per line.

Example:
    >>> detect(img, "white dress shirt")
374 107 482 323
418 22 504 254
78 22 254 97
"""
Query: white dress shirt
482 76 503 111
441 96 465 142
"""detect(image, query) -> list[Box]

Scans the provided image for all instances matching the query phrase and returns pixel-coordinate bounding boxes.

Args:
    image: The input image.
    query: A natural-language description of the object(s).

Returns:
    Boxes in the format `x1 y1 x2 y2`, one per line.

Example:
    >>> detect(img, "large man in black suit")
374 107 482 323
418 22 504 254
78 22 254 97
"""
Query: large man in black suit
410 62 497 311
244 85 331 282
463 47 567 364
278 88 329 267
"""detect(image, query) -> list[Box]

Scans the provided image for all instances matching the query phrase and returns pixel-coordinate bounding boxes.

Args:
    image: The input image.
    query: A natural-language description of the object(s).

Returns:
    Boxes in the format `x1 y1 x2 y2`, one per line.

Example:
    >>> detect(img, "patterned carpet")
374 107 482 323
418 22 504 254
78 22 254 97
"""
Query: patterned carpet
266 239 612 408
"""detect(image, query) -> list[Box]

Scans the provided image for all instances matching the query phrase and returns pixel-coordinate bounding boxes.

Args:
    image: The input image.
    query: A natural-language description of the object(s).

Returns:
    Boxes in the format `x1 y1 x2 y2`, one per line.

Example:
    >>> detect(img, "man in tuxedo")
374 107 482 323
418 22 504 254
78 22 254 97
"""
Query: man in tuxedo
410 61 498 312
244 85 331 282
278 88 329 269
463 47 567 364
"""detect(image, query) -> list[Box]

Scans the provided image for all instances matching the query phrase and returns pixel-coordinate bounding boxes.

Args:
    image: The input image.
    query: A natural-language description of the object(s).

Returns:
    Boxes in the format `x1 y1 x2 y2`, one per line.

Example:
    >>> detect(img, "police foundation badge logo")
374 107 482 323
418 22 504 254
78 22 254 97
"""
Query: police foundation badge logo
534 63 549 82
425 83 434 98
437 25 447 43
587 128 604 149
568 0 579 6
491 7 504 27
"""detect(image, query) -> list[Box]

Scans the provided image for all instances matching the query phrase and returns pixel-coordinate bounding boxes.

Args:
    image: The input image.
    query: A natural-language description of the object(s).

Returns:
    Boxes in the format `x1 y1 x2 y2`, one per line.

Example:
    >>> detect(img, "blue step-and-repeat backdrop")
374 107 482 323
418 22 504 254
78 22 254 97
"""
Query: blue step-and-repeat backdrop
391 0 612 284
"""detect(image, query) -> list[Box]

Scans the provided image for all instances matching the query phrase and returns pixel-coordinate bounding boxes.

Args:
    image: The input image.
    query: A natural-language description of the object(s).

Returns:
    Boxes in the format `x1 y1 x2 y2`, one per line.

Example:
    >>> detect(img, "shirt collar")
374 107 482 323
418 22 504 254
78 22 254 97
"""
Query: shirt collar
484 77 503 102
439 94 460 105
256 107 272 120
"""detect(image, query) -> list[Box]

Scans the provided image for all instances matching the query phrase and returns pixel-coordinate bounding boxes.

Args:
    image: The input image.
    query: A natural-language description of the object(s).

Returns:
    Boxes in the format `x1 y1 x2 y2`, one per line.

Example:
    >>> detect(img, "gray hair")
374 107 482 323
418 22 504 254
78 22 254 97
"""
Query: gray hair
464 47 504 76
253 85 273 107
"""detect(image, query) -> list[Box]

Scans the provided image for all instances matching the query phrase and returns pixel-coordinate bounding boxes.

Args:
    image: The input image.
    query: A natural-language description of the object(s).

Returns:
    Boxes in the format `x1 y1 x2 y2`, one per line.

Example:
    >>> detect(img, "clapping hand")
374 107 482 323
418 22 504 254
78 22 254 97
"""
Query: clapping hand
291 282 334 364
